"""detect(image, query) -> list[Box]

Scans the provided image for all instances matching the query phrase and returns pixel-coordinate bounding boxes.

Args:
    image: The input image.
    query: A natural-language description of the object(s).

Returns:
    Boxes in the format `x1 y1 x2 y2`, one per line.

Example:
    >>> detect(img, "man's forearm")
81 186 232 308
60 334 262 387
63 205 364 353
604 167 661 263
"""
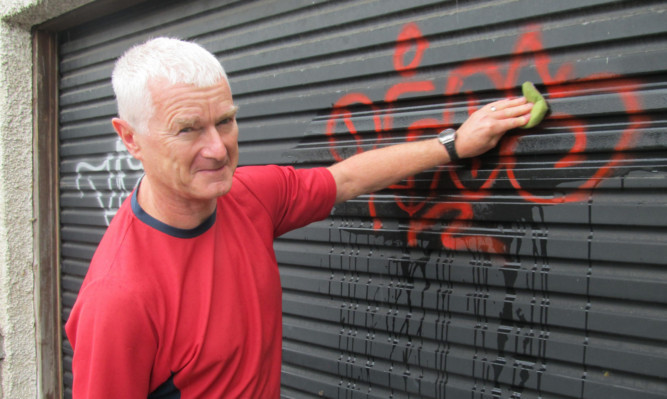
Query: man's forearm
327 97 533 205
328 137 449 204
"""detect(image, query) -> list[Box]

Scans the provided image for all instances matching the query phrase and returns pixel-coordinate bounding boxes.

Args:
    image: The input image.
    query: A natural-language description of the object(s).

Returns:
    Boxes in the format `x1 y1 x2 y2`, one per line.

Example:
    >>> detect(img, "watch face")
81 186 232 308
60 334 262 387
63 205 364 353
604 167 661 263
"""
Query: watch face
438 128 456 144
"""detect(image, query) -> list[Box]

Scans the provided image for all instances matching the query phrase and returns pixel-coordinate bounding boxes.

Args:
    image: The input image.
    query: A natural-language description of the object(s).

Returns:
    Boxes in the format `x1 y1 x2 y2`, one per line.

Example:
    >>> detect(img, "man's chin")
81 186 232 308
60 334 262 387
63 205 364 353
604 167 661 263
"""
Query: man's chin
196 181 233 200
190 169 235 199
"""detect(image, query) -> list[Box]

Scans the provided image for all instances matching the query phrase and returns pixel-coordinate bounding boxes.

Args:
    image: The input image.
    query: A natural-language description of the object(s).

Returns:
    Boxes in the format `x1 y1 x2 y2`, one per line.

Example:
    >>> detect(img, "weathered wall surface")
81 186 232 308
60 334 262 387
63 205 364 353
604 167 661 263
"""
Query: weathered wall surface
0 14 33 398
0 1 93 397
55 1 667 398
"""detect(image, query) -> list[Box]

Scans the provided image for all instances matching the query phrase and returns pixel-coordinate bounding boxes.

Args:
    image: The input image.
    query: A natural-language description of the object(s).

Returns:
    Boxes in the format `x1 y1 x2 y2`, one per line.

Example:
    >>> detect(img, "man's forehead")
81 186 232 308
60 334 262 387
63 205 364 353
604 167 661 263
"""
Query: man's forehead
148 78 232 102
170 105 238 125
149 81 233 117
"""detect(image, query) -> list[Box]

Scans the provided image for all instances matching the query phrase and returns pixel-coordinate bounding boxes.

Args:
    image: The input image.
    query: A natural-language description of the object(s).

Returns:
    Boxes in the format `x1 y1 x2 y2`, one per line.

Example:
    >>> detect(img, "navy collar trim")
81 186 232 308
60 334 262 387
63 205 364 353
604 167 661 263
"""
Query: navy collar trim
131 183 216 239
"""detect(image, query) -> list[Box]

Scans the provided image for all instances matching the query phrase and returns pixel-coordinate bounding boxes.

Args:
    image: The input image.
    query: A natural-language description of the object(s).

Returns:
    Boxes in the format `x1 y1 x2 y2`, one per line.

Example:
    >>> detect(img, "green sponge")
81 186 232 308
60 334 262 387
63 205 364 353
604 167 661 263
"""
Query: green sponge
520 81 549 129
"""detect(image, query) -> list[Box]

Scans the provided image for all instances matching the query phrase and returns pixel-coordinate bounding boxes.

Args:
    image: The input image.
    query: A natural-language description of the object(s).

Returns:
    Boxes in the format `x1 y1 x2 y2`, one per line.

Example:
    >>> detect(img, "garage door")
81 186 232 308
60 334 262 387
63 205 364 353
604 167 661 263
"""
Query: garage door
58 0 667 397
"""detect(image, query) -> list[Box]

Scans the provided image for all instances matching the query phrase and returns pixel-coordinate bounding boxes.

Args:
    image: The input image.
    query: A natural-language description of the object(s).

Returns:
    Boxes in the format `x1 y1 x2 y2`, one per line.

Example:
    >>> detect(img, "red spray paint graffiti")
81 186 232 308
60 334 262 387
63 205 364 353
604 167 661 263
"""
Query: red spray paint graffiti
325 23 647 252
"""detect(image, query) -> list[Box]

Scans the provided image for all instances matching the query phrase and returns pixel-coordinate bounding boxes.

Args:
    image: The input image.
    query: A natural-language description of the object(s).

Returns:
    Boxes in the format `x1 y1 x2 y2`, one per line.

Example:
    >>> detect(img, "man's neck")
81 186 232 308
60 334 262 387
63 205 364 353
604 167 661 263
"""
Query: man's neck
136 177 216 230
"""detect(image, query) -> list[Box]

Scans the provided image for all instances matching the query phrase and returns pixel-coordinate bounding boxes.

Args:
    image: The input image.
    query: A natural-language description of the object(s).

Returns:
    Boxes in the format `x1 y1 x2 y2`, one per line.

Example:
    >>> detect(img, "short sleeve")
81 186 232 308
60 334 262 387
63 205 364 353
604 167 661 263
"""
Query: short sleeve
232 166 336 237
65 279 158 399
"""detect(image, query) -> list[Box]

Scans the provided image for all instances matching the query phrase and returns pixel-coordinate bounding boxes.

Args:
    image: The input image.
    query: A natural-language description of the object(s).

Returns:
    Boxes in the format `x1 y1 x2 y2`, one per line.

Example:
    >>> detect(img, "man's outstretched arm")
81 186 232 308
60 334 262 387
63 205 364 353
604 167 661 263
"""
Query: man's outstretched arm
327 97 532 204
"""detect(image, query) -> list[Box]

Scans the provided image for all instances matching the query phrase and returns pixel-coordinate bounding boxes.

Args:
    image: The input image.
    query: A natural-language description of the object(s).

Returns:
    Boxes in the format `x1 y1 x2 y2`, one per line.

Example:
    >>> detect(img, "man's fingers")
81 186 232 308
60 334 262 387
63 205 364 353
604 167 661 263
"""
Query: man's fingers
493 109 531 131
506 112 531 129
488 103 532 123
518 113 532 128
504 102 533 118
487 97 527 111
485 97 531 119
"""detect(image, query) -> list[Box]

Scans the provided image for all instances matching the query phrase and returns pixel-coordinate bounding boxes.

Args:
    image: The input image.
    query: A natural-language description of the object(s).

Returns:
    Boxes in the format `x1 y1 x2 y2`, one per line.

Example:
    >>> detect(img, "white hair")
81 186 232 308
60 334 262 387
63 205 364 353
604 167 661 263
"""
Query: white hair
111 37 228 134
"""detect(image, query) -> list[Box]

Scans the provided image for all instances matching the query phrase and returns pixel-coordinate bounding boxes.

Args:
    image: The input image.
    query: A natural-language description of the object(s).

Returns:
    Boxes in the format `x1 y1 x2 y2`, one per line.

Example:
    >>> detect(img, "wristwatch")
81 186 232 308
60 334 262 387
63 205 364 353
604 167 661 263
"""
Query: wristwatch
437 128 460 162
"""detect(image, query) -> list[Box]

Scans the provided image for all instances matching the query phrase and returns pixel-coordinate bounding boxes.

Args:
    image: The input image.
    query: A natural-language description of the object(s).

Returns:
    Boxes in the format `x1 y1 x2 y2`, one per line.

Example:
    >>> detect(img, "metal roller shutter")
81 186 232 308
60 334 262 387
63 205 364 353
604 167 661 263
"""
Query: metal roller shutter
58 0 667 397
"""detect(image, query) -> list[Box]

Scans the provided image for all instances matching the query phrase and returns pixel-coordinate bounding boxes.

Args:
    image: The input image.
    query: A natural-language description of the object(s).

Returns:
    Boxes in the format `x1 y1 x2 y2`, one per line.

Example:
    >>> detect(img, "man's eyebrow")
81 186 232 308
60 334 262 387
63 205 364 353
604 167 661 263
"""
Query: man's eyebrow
219 105 239 120
172 116 200 127
169 106 238 129
166 116 201 133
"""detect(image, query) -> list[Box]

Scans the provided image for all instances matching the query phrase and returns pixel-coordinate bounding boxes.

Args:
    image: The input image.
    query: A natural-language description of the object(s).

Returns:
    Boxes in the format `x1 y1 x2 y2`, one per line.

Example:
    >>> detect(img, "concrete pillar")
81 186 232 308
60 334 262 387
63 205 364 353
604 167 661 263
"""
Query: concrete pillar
0 1 95 397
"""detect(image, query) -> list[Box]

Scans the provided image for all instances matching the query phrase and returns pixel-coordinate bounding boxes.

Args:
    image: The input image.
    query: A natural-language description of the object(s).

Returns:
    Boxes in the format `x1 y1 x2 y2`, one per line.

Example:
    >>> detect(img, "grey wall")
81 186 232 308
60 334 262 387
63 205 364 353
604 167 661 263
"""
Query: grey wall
56 1 667 398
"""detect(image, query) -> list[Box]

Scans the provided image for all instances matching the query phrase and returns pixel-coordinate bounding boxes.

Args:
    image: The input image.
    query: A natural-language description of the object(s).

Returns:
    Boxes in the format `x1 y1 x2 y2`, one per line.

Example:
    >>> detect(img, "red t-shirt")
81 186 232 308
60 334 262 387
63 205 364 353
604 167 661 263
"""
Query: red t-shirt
65 165 337 398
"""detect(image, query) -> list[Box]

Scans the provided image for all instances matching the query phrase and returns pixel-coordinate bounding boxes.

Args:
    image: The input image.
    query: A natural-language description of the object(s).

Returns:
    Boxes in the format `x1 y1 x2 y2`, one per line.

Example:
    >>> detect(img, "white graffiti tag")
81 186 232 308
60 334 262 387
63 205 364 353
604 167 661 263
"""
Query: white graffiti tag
75 139 143 226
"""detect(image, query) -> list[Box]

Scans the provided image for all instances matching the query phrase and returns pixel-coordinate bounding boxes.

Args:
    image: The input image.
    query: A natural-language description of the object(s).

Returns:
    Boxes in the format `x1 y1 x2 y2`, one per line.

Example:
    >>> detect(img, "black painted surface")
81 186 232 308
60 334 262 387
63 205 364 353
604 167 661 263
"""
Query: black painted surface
58 1 667 397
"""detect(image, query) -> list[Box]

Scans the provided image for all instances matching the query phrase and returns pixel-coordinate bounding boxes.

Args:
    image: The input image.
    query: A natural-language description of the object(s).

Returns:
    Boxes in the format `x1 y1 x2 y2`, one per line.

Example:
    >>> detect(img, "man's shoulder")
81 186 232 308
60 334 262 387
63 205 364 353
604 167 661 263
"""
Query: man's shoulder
232 165 283 183
231 165 327 191
85 195 157 285
94 197 137 257
227 165 286 200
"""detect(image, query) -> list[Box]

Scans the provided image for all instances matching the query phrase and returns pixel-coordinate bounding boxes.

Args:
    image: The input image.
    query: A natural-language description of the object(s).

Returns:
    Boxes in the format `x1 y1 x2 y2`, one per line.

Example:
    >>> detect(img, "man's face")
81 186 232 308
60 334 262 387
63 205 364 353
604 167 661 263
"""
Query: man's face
135 79 239 204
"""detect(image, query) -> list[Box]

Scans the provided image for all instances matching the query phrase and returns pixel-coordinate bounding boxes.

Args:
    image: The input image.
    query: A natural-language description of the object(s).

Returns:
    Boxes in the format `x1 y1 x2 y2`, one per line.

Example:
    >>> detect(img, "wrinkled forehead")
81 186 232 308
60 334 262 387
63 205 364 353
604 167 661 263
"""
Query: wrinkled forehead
148 76 232 100
147 79 235 126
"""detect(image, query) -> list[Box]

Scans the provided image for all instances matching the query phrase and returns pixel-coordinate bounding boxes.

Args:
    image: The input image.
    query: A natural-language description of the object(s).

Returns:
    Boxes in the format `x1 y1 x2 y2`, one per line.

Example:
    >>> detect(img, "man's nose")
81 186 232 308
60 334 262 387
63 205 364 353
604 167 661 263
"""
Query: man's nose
200 125 228 160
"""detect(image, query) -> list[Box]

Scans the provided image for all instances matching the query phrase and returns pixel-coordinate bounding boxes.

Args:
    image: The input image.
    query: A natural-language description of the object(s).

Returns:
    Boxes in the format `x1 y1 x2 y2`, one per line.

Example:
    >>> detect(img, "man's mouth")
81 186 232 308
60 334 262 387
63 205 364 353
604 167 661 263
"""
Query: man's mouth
198 159 227 171
203 166 224 171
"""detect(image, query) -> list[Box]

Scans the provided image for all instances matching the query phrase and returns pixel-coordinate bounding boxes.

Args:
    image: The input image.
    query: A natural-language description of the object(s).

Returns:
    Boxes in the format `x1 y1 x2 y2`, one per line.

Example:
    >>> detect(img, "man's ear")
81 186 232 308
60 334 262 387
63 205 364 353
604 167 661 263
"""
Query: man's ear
112 118 142 160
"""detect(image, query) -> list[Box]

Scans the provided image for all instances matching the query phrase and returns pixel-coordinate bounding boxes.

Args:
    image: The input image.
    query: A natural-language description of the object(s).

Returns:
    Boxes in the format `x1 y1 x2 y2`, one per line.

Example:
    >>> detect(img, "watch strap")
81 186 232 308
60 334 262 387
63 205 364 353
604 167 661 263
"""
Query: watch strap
444 139 460 162
438 128 460 162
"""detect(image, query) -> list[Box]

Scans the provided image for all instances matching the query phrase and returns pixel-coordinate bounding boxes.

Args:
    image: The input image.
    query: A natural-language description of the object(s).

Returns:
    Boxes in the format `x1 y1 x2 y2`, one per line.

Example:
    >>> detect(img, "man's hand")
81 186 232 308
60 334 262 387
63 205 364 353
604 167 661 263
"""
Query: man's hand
328 97 533 204
454 97 532 159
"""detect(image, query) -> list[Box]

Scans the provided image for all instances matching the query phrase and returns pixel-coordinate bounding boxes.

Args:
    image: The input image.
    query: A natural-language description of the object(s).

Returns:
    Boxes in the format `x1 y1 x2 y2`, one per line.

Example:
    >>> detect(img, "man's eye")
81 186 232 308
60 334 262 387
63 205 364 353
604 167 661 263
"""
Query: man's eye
179 127 193 134
217 117 233 126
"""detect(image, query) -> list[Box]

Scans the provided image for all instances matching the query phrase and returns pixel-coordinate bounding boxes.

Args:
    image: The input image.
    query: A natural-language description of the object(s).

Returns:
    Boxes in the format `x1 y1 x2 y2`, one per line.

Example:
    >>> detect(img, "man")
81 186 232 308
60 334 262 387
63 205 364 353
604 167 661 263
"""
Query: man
65 37 532 398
